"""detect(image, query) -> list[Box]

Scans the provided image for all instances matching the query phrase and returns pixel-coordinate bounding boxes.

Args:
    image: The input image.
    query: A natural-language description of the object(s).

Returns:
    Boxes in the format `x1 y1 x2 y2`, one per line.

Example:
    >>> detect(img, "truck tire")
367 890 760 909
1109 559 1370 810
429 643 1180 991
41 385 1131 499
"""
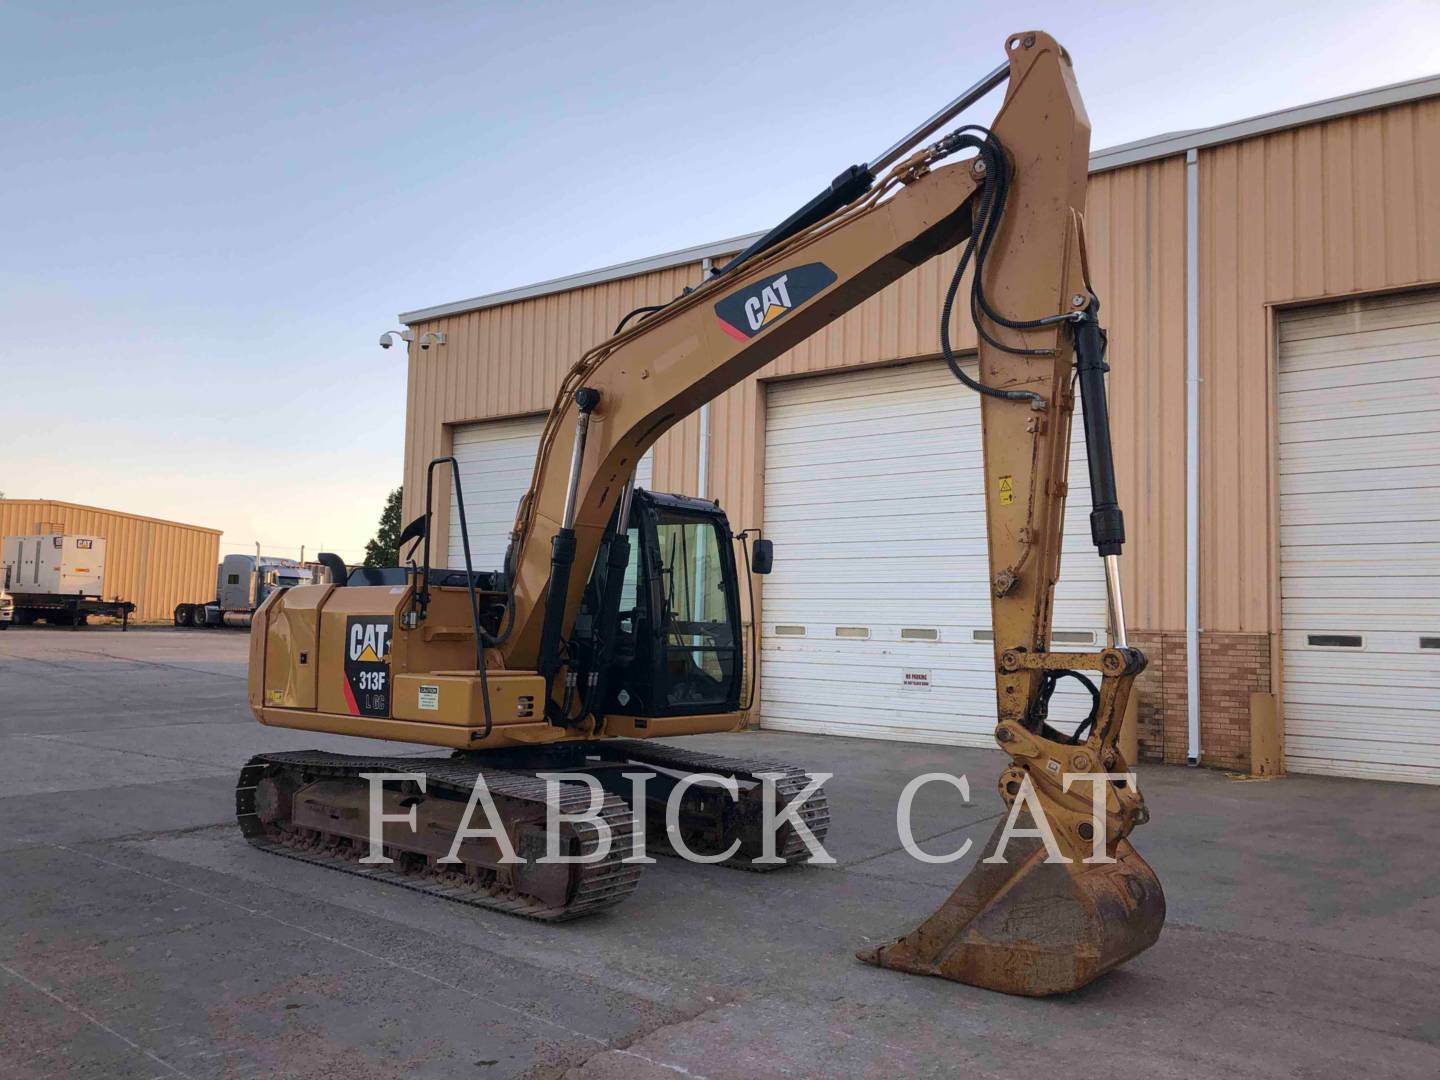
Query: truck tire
176 603 195 627
193 605 212 628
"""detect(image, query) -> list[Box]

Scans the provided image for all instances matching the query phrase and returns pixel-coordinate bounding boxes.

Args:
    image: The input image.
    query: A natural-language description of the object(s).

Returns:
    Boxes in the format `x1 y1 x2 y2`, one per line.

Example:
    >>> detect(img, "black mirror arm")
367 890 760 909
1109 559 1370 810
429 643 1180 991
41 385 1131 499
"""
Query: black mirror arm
397 513 427 548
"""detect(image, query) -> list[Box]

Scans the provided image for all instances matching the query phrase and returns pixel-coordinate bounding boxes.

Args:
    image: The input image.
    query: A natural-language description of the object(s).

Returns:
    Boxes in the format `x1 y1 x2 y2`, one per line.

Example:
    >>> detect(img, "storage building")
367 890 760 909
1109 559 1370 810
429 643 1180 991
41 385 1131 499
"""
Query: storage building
395 74 1440 783
0 500 221 623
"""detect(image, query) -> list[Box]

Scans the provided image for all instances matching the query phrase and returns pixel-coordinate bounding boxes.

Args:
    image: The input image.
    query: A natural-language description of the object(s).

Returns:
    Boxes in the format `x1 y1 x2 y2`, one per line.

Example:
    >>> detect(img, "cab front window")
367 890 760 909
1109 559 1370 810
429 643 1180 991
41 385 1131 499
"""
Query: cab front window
653 510 737 707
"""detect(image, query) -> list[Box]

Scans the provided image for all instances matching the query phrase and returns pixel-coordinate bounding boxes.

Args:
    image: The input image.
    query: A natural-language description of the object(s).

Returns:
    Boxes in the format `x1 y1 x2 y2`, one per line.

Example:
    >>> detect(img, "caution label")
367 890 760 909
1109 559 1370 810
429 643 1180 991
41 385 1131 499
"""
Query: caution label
418 683 440 711
998 475 1015 505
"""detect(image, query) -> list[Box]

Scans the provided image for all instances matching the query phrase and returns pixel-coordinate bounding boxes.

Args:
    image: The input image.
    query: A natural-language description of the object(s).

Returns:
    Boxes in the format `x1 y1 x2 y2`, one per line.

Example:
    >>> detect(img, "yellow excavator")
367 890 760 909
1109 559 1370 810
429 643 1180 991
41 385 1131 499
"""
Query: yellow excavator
238 30 1164 996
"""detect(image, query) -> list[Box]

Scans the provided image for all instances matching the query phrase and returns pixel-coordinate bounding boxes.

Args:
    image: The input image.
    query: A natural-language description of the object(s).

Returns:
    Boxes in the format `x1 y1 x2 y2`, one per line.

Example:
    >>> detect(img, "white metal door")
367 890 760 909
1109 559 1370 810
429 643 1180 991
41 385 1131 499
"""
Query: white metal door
760 359 1109 745
449 416 652 570
1278 290 1440 784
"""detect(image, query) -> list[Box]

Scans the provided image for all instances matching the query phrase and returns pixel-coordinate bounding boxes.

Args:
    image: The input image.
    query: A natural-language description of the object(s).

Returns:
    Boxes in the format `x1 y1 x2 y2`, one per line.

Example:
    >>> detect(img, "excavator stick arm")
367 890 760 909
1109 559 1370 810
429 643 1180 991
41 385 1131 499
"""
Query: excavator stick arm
487 32 1164 993
856 32 1165 994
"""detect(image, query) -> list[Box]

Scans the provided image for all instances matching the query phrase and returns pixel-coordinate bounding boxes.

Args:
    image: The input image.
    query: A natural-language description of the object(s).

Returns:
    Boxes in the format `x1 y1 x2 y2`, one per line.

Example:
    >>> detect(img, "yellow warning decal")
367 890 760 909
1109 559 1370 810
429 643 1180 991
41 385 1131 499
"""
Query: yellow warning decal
998 475 1015 505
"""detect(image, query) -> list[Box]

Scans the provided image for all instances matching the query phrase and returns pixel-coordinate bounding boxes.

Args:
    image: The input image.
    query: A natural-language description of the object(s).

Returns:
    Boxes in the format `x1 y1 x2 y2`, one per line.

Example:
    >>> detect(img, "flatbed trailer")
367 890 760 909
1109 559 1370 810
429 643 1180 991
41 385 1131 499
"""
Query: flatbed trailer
10 593 135 630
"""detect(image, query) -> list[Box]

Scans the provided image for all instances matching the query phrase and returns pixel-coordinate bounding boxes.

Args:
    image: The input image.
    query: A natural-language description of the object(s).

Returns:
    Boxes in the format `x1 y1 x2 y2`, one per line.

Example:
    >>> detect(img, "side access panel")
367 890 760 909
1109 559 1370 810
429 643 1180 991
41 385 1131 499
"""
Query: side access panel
392 672 545 728
262 584 333 709
317 586 408 719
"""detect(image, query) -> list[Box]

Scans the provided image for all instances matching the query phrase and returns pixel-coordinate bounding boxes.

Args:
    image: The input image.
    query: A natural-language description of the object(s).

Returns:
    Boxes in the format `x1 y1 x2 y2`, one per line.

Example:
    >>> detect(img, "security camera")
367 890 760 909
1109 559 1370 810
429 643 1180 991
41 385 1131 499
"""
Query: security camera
378 330 412 350
418 332 447 351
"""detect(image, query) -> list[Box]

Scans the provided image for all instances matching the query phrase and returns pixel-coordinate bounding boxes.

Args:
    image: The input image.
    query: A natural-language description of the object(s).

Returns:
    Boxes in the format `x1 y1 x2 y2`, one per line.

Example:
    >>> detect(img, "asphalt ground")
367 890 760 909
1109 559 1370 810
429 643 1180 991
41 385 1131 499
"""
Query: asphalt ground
1 626 1437 1078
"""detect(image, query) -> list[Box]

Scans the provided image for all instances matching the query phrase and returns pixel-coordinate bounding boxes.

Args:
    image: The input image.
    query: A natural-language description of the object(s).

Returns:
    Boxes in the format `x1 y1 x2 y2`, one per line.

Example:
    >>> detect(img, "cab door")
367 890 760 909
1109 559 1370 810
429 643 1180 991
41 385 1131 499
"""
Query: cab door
636 497 743 716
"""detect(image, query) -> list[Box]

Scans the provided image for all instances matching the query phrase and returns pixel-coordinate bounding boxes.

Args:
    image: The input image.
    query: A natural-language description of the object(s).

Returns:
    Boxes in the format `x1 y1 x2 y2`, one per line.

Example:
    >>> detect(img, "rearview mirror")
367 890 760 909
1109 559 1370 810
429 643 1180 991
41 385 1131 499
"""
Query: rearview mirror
751 538 774 575
398 513 428 562
397 513 427 548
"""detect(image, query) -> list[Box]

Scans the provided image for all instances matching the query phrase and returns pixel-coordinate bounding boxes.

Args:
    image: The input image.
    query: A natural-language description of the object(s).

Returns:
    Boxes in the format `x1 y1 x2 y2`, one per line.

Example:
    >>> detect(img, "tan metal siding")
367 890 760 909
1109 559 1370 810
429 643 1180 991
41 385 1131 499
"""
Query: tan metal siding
400 95 1440 644
0 500 220 622
707 375 767 710
1198 98 1440 633
1086 158 1190 633
405 162 1190 632
702 158 1189 634
650 410 700 496
709 376 765 530
769 248 977 376
403 262 706 535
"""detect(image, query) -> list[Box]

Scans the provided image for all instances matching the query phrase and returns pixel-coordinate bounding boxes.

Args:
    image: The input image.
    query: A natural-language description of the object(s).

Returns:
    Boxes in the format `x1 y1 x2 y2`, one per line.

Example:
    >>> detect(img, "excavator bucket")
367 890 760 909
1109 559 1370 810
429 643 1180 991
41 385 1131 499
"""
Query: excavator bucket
858 810 1165 996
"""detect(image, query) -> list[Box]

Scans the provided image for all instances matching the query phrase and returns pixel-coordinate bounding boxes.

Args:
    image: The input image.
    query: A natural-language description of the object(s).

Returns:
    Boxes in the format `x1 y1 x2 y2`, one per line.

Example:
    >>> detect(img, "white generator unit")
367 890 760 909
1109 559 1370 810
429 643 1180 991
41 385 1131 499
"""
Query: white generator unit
2 534 107 597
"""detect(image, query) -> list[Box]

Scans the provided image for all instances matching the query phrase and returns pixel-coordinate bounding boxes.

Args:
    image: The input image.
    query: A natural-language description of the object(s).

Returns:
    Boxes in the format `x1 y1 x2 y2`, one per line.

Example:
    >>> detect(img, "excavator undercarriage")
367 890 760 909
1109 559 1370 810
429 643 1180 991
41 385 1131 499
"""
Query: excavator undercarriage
236 739 829 921
240 30 1164 997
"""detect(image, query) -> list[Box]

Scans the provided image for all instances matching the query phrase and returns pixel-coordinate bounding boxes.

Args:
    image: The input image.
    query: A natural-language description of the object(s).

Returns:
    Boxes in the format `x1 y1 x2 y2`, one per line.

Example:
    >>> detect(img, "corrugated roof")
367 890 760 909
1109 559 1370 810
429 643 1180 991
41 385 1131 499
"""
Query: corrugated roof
0 499 222 535
400 71 1440 325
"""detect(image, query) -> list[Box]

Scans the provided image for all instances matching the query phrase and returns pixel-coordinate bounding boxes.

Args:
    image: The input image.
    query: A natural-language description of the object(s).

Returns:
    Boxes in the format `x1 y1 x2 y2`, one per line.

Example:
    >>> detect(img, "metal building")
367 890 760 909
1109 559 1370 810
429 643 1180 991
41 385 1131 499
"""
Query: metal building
396 74 1440 784
0 500 221 623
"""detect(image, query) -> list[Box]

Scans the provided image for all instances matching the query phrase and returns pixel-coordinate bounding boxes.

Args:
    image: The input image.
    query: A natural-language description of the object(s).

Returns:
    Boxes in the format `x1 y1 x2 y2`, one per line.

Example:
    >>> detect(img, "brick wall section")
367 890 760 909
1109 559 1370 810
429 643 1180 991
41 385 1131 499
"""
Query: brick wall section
1127 632 1167 761
1126 631 1272 772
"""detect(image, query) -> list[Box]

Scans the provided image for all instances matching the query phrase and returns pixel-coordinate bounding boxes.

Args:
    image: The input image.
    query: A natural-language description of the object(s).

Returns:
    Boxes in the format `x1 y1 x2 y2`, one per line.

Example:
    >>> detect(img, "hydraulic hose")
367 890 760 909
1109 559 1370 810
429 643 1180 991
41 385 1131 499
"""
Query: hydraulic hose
934 127 1053 406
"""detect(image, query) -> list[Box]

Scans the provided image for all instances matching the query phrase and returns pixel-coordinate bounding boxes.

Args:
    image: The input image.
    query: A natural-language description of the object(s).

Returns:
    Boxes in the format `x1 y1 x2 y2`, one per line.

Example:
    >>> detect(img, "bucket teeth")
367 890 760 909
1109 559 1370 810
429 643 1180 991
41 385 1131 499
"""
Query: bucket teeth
858 811 1165 996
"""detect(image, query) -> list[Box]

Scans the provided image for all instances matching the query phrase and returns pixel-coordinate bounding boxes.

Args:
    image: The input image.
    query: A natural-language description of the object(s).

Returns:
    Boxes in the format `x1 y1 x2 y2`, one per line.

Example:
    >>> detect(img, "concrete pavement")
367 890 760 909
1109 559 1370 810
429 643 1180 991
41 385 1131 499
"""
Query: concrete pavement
1 627 1437 1078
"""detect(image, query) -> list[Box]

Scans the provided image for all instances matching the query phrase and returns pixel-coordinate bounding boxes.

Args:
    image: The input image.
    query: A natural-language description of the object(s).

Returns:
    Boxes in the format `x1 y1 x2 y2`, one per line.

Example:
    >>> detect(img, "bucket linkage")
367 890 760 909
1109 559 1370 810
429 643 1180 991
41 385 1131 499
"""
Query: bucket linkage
859 649 1165 997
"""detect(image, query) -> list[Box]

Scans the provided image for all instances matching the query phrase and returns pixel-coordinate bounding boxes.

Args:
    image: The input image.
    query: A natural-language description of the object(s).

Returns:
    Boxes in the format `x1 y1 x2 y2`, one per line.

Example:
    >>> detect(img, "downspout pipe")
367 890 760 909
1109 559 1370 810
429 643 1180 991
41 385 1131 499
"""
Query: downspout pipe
1185 148 1202 766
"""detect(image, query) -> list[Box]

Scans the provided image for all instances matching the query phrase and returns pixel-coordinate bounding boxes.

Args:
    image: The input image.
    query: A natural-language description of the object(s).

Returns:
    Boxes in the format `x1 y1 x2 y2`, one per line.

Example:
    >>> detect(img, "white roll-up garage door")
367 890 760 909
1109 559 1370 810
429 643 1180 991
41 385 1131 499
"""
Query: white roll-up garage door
760 359 1109 745
1279 289 1440 785
449 415 652 570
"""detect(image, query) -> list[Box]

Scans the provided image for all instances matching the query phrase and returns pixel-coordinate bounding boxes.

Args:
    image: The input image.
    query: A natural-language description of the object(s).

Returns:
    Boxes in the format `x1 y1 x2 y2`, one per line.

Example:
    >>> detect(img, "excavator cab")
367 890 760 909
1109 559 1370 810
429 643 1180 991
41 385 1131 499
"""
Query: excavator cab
575 490 748 720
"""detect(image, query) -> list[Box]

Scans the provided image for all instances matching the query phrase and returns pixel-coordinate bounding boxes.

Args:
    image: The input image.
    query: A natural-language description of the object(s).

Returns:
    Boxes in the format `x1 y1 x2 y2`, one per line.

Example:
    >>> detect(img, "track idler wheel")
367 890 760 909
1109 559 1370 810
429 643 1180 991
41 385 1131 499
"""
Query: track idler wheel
857 809 1165 997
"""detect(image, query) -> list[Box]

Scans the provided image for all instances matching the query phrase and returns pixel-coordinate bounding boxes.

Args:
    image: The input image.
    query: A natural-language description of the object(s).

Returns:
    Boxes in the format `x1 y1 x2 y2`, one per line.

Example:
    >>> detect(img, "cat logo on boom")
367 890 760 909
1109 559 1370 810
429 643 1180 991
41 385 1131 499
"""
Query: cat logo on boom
746 275 792 331
714 262 838 341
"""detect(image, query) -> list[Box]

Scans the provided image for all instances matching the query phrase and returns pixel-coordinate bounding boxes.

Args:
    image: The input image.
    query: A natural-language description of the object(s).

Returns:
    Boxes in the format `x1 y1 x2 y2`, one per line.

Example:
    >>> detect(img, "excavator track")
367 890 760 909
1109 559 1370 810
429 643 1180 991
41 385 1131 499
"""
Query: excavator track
235 751 643 921
588 739 831 870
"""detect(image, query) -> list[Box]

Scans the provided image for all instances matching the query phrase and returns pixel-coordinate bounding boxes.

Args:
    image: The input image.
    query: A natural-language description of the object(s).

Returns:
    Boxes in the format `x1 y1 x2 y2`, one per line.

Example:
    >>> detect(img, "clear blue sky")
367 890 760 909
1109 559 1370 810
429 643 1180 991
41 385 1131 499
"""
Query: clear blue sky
3 1 1437 561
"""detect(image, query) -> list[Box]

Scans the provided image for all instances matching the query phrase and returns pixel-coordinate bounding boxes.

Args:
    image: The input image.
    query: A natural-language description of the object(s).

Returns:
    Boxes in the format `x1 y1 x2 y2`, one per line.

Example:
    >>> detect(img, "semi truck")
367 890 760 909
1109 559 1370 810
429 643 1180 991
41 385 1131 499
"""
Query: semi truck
0 534 135 628
175 554 320 628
